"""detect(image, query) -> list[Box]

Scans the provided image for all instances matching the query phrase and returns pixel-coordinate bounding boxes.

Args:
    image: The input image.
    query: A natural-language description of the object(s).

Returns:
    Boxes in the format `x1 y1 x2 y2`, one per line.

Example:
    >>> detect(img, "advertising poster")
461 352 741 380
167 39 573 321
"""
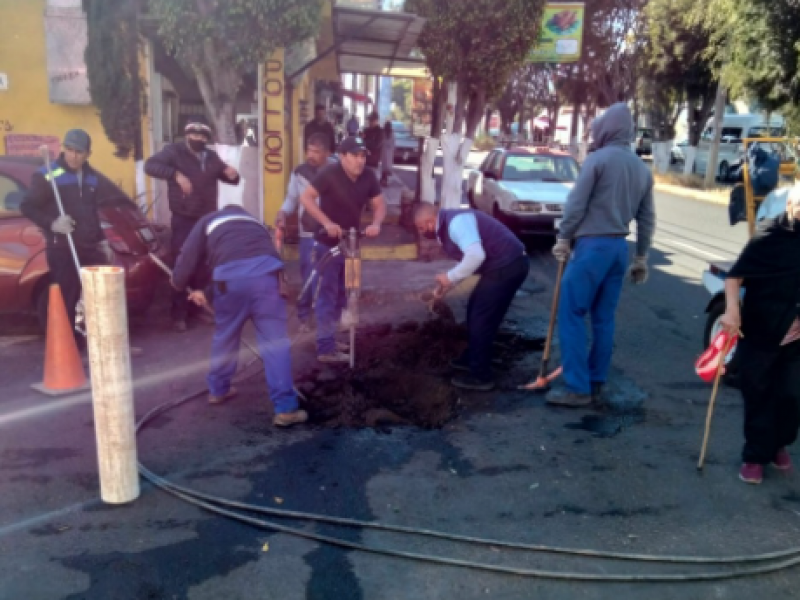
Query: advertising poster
529 2 585 63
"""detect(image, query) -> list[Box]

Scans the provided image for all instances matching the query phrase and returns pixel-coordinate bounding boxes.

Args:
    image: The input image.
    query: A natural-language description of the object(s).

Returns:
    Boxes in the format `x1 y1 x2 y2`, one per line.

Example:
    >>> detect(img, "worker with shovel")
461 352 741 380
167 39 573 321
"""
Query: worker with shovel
171 204 307 427
21 129 116 344
275 132 338 333
548 102 655 408
414 203 529 391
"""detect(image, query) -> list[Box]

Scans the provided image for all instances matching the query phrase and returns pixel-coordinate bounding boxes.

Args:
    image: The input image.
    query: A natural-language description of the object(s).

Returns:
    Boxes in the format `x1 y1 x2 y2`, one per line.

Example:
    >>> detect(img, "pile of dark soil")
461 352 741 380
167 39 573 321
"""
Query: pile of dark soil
295 318 543 429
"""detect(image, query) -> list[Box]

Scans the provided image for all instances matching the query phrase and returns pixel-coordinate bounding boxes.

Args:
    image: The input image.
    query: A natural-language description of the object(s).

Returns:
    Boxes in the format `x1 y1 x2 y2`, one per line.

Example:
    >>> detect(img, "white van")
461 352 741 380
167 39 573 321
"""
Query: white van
694 114 785 179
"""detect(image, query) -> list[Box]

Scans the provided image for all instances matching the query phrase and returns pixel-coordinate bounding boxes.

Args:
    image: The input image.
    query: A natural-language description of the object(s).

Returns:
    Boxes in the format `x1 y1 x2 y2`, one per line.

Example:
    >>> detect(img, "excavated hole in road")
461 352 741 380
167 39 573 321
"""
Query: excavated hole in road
294 318 545 429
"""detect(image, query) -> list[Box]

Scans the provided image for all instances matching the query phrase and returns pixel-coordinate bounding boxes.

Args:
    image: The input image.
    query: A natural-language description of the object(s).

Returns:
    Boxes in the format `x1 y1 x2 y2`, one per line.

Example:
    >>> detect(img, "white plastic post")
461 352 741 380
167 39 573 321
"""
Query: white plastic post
80 266 140 504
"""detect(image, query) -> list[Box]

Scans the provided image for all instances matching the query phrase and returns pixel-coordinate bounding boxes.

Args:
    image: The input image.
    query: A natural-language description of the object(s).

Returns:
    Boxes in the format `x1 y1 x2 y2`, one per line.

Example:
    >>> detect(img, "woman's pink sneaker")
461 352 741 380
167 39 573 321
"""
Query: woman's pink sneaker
739 463 764 484
773 448 793 471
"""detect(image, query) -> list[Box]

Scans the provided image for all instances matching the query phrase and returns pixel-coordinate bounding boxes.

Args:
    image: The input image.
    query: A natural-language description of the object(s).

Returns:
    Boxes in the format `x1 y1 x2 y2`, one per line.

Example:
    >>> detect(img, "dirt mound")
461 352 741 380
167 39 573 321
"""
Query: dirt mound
295 319 543 429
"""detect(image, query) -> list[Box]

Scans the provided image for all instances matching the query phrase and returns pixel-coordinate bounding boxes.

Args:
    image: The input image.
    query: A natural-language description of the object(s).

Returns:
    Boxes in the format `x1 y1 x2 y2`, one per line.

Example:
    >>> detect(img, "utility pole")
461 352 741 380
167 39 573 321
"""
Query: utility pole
704 78 727 189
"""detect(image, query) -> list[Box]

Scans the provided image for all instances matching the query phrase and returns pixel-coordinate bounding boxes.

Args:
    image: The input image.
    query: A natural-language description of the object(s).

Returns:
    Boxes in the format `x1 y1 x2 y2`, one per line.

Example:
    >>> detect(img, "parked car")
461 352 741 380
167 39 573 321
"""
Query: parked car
465 147 579 237
390 121 421 164
0 156 168 329
635 128 653 156
671 138 689 164
693 113 786 180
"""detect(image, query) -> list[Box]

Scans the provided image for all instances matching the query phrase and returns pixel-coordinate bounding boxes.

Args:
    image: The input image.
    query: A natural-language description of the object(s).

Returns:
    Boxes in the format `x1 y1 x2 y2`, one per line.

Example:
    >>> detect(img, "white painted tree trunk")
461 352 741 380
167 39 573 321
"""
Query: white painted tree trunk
80 266 139 505
683 146 698 176
440 132 473 209
419 137 439 204
215 144 244 209
653 141 672 174
445 82 457 134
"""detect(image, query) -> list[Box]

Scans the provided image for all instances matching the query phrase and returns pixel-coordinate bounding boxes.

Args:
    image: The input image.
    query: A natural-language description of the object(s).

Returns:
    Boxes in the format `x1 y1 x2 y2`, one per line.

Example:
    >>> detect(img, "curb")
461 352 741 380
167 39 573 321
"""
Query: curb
655 183 729 205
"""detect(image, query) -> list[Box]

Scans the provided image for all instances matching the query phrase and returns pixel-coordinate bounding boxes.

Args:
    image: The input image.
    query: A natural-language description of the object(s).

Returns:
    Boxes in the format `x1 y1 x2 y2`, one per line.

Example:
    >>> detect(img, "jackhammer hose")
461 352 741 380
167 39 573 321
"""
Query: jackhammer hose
135 390 800 582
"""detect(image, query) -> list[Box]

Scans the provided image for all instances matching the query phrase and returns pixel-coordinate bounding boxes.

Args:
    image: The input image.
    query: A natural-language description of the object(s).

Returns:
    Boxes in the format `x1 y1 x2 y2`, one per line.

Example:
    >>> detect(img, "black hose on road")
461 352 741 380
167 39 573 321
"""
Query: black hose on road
134 362 800 582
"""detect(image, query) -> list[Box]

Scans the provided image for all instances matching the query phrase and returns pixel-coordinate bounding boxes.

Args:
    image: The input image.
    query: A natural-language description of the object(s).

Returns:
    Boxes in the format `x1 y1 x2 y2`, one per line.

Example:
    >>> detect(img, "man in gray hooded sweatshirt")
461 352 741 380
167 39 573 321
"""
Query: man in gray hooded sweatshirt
548 103 656 407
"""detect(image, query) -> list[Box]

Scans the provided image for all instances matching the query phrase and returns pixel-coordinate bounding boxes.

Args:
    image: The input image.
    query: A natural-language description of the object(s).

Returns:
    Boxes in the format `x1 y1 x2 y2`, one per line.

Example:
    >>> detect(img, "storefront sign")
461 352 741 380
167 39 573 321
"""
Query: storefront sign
5 134 61 158
529 2 585 63
262 51 286 224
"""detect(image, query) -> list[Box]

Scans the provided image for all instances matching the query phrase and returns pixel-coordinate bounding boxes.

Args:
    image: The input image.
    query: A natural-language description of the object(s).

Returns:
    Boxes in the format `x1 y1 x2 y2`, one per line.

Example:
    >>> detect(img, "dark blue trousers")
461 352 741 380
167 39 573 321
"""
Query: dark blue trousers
312 242 346 355
297 236 315 324
171 214 208 322
463 256 529 381
558 237 628 395
207 274 297 414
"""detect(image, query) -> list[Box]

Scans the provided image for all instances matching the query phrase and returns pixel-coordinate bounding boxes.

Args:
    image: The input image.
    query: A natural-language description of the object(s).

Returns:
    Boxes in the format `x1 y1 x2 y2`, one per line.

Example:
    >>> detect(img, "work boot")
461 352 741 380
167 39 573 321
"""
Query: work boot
773 448 793 471
546 389 592 408
591 382 604 404
208 387 237 405
318 350 350 364
173 320 188 333
273 409 309 427
739 463 764 484
451 374 495 392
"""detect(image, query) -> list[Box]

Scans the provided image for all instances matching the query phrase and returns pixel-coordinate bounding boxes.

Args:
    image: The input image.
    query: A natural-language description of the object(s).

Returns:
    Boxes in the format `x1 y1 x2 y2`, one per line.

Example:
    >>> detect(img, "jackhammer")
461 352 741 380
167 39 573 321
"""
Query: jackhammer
343 227 362 368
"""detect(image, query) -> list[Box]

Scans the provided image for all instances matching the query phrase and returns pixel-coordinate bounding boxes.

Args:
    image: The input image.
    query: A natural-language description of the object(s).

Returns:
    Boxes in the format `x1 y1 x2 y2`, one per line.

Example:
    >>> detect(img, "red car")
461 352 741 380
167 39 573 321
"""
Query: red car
0 156 168 329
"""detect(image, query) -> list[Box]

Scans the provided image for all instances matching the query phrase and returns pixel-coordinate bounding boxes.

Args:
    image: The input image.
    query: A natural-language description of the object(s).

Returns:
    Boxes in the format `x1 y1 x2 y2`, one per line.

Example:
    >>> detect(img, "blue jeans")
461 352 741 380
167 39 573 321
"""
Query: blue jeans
297 237 315 323
312 242 346 355
207 274 297 414
558 237 628 395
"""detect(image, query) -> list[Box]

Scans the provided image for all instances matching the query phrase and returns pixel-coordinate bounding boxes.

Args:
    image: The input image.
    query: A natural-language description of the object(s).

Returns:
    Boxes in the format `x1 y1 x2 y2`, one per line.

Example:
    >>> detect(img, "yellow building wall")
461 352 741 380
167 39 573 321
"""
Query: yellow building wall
0 0 135 195
262 50 288 225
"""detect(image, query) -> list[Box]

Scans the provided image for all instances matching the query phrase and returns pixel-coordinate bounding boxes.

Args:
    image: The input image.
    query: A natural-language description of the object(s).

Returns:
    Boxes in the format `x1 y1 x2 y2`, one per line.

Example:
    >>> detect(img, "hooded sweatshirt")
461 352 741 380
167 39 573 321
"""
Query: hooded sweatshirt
558 103 656 257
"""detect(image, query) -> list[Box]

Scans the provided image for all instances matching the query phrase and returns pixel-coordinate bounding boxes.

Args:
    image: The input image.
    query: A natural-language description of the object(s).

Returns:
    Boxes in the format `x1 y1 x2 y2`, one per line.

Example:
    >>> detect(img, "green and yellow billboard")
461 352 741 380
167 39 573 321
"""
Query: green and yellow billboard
529 2 585 63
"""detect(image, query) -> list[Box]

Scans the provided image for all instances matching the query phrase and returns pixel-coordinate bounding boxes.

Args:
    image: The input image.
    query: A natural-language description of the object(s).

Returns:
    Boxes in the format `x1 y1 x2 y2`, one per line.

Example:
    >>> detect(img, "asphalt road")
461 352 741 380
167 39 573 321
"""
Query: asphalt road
3 190 800 600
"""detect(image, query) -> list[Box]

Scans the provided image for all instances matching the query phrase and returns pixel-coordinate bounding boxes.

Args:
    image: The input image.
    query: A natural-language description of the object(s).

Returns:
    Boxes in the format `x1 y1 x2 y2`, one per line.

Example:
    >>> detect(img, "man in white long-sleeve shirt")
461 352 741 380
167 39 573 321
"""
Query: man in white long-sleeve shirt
415 203 530 391
275 133 338 331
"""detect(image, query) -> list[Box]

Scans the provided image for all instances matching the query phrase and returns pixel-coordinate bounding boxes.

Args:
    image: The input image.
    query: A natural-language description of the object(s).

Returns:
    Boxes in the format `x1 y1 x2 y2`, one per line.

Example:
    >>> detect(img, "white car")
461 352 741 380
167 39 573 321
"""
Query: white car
466 147 579 237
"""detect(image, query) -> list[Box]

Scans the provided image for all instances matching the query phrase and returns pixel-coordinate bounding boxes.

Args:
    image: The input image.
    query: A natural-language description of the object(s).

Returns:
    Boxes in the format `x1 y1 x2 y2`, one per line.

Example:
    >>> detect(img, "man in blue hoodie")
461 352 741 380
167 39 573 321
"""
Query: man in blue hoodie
548 103 656 407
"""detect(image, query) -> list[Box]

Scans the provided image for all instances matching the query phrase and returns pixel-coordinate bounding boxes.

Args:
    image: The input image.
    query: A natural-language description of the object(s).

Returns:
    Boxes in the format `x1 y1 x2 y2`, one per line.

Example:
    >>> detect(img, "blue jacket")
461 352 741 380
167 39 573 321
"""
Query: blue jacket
172 205 282 290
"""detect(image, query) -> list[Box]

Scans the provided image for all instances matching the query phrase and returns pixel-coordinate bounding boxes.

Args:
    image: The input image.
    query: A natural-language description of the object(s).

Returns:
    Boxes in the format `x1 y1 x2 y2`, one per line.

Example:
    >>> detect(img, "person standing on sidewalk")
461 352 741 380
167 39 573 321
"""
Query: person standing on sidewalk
21 129 115 339
414 203 529 391
171 204 307 427
303 104 336 153
298 136 386 363
346 114 360 137
363 112 384 178
275 133 336 332
548 102 656 408
145 120 240 333
721 185 800 484
380 120 395 187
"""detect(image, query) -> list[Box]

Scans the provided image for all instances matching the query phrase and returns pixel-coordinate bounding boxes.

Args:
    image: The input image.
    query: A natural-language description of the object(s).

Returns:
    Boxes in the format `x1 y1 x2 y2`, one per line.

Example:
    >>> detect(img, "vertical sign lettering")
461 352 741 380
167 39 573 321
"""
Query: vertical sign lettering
262 52 286 224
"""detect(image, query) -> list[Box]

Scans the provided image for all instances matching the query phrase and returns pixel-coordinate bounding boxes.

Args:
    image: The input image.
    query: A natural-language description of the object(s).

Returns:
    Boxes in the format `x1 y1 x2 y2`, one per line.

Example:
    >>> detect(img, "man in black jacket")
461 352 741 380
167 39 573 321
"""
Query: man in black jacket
172 204 307 427
303 105 336 153
21 129 116 336
363 112 384 173
145 120 240 332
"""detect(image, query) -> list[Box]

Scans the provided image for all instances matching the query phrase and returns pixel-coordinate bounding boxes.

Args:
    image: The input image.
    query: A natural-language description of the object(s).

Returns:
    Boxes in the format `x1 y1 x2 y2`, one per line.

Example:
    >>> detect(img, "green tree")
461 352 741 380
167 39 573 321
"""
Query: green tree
83 0 146 159
149 0 322 144
404 0 547 139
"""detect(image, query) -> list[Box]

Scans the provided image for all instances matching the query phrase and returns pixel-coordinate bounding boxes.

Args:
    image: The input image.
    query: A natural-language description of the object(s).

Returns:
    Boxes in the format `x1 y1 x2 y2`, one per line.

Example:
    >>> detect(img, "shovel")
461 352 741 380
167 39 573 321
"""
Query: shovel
419 284 455 322
519 259 566 393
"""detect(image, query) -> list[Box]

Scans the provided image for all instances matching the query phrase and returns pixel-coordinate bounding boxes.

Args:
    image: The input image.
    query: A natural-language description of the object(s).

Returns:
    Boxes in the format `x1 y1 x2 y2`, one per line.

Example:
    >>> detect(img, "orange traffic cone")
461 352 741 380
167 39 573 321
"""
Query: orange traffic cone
31 284 90 396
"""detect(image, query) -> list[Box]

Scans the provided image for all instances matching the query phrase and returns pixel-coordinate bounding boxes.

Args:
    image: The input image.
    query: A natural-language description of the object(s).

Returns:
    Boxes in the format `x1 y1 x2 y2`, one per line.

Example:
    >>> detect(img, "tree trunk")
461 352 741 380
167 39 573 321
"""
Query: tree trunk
483 107 492 135
430 78 443 137
683 146 698 176
420 78 443 204
704 81 727 188
441 88 484 210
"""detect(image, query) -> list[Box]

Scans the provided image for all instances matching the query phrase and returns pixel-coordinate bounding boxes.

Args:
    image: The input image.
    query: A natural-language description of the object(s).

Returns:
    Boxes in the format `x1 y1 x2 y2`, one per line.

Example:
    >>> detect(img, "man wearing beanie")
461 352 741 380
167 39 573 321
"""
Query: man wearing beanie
21 129 118 340
145 119 241 332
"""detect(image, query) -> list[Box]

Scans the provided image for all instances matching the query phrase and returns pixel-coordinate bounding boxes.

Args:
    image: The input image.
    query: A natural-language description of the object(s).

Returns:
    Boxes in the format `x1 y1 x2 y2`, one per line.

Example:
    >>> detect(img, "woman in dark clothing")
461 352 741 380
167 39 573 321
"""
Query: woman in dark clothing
721 185 800 484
